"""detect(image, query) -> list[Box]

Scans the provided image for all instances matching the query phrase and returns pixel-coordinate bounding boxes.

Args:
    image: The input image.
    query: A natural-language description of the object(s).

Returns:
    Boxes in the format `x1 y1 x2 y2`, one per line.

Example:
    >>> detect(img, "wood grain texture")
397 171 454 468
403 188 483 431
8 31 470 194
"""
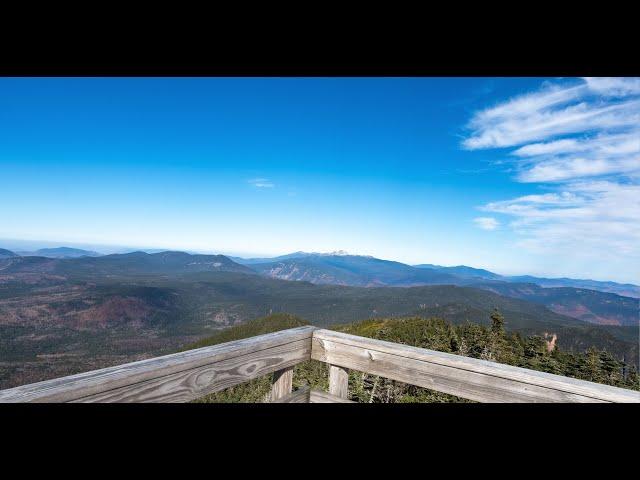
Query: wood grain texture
328 364 349 399
272 386 311 403
309 389 355 403
311 329 640 403
74 339 311 403
0 326 315 403
270 366 294 401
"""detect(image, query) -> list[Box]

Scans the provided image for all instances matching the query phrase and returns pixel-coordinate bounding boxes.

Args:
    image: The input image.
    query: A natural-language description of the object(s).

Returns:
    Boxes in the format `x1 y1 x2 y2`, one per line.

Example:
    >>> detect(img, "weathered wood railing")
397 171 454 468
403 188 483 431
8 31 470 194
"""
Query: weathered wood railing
1 327 638 403
312 330 640 403
0 326 315 403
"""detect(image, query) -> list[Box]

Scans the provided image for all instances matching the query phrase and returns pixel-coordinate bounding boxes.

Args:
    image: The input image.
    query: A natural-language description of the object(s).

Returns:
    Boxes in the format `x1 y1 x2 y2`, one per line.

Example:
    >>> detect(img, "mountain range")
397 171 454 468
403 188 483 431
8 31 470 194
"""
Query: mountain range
415 264 640 298
2 248 638 326
0 250 254 276
232 250 639 298
5 246 637 296
13 247 102 258
247 254 462 287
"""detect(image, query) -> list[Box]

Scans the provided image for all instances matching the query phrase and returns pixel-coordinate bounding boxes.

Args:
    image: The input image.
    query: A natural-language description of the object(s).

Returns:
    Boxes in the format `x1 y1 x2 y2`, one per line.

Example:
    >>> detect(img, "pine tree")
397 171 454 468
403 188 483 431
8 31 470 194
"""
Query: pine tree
599 351 621 384
582 347 603 383
488 308 507 361
490 308 505 336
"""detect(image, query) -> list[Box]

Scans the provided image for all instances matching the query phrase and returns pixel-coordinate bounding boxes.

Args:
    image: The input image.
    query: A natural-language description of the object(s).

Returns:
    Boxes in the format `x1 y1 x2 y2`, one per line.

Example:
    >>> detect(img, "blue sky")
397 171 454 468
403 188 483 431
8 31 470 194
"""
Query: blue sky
1 77 638 283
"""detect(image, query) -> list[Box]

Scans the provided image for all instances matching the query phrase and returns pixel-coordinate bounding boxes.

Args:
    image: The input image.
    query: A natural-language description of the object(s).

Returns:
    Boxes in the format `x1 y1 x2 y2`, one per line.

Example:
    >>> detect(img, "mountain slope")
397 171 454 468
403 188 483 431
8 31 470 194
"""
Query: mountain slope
230 251 312 265
414 264 502 280
416 263 640 298
30 247 101 258
251 254 462 286
0 251 255 277
505 275 640 299
0 249 18 259
471 281 639 326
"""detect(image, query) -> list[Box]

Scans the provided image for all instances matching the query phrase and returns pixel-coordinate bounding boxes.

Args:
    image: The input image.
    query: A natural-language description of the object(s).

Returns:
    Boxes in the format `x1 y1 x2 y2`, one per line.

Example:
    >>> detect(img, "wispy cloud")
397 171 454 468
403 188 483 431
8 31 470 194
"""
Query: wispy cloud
463 77 640 265
473 217 499 230
463 78 640 151
518 155 639 183
248 178 275 188
583 77 640 96
482 181 640 259
512 132 639 158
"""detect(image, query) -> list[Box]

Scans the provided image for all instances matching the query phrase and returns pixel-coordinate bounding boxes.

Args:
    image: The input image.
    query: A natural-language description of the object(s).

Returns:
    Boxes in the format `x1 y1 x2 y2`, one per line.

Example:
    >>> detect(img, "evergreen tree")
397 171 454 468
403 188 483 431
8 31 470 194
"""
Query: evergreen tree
599 350 621 384
582 347 603 383
488 308 508 361
490 308 505 336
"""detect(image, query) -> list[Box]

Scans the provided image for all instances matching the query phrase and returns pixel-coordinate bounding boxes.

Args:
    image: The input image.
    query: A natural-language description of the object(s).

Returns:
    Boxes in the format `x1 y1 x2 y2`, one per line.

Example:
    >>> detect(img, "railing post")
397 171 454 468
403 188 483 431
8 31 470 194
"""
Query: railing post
270 366 294 402
329 364 349 399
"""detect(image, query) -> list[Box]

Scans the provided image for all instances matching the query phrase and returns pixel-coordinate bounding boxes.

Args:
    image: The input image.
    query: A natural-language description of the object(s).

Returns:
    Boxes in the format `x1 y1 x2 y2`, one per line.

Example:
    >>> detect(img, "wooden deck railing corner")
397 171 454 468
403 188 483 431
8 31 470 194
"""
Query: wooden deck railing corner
1 326 638 403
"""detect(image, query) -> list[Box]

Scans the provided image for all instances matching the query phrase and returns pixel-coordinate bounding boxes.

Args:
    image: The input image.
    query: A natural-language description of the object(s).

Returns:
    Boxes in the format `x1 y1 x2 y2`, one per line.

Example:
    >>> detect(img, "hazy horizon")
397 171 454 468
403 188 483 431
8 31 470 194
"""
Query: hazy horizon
2 77 638 284
2 236 638 285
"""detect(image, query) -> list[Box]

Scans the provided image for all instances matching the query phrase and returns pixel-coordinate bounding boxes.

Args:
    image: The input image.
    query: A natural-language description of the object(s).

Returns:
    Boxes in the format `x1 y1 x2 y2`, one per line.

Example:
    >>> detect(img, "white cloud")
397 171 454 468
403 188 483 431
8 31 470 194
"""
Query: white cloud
512 138 581 157
480 180 640 266
473 217 499 230
512 131 640 158
464 98 640 150
583 77 640 96
518 156 640 183
248 178 275 188
463 76 640 151
463 78 640 274
511 130 640 183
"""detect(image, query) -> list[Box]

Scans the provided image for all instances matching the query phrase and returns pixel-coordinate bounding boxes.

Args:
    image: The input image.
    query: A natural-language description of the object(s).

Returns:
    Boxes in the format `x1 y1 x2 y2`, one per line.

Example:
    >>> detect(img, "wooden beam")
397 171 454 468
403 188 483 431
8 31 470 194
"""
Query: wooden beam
0 326 316 403
328 364 349 399
310 389 355 403
270 366 294 401
311 329 640 403
272 386 311 403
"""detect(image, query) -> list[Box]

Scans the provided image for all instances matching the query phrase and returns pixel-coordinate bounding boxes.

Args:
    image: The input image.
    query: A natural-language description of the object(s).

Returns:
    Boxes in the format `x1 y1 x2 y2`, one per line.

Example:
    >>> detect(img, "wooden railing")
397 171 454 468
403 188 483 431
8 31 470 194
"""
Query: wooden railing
1 327 638 403
0 326 315 403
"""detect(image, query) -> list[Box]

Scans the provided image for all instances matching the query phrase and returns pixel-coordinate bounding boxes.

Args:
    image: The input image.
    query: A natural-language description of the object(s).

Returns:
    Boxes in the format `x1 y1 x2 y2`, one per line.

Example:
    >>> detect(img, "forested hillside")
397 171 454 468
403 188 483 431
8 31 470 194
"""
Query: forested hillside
192 312 639 403
2 268 638 389
472 281 639 326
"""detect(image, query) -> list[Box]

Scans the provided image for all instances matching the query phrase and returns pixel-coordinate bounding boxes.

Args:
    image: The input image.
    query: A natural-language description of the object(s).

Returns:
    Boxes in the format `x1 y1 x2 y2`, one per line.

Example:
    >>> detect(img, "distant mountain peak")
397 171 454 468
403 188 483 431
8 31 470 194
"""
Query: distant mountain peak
322 250 350 256
313 250 376 258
